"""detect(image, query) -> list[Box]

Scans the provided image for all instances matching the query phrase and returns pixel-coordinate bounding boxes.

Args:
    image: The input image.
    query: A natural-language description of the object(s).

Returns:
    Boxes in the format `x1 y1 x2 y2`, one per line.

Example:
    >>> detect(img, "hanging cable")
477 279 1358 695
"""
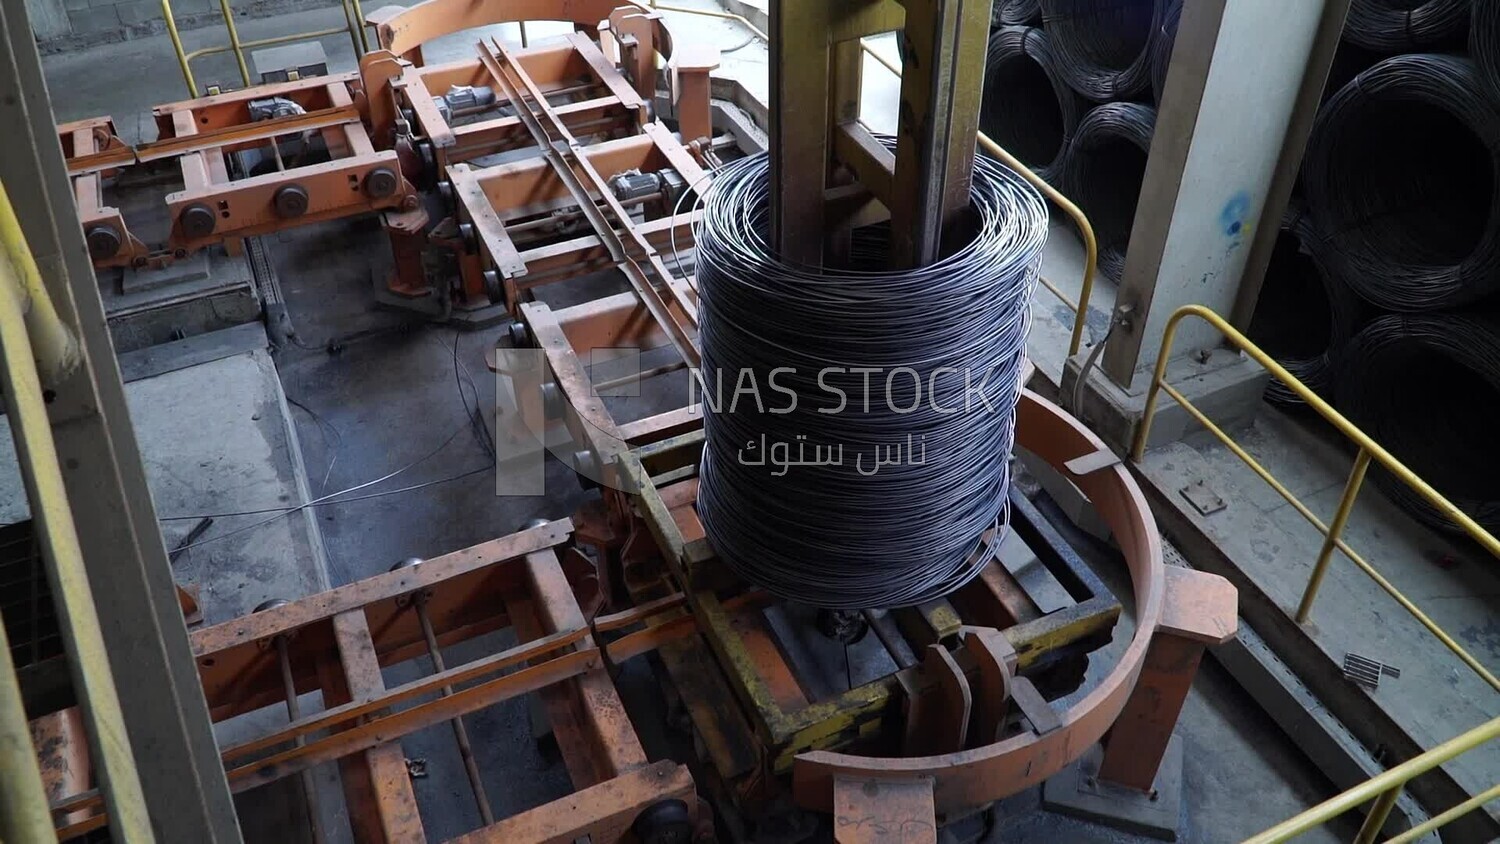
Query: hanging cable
1247 205 1368 406
1335 313 1500 534
692 141 1049 610
1304 53 1500 311
1343 0 1470 53
980 27 1088 184
1058 102 1156 283
1039 0 1168 102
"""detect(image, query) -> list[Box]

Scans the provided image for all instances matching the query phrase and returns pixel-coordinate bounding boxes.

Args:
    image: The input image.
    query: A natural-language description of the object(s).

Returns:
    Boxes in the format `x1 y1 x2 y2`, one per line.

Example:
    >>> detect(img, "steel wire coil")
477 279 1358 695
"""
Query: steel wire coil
692 143 1049 610
1247 205 1367 406
1304 54 1500 311
1475 0 1500 100
997 0 1042 25
1150 0 1181 104
1344 0 1471 53
1058 102 1156 282
1040 0 1169 102
1335 313 1500 534
981 27 1089 183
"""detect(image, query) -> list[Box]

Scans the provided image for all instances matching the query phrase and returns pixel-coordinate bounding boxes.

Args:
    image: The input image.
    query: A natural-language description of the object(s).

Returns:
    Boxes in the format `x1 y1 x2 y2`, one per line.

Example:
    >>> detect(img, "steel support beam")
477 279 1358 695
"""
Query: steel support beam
0 0 241 839
1101 0 1352 389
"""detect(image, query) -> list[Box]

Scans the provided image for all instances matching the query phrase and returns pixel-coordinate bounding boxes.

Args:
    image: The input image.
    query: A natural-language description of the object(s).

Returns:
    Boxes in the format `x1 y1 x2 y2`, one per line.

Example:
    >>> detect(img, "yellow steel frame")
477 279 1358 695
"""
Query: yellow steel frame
1131 304 1499 691
0 181 154 841
1130 304 1500 842
647 0 1098 357
159 0 369 97
1244 717 1499 844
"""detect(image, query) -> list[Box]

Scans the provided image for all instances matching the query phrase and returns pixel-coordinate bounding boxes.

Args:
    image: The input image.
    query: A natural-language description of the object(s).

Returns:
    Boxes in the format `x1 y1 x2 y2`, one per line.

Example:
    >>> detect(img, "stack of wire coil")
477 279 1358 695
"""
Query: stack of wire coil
1246 205 1366 406
995 0 1042 26
1335 314 1500 534
1039 0 1169 102
1303 53 1500 312
1343 0 1471 53
980 26 1088 183
1475 0 1500 101
692 143 1049 610
1057 103 1155 283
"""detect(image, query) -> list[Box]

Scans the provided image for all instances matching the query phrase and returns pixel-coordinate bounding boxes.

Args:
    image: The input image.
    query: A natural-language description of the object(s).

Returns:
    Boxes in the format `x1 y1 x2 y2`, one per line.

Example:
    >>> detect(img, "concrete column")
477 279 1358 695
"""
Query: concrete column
1100 0 1352 389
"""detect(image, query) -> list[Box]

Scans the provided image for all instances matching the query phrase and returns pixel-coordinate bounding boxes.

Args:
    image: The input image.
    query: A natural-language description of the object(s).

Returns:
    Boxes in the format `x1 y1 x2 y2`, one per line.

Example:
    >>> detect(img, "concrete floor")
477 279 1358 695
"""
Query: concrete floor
20 6 1414 842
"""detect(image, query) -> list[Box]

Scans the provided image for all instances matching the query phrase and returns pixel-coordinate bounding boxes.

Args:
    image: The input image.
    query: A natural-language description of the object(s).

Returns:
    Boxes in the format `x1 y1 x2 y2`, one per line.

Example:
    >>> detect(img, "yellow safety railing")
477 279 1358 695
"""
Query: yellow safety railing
0 181 154 840
645 1 1097 357
1132 304 1499 691
1131 304 1500 842
1245 717 1499 843
161 0 369 98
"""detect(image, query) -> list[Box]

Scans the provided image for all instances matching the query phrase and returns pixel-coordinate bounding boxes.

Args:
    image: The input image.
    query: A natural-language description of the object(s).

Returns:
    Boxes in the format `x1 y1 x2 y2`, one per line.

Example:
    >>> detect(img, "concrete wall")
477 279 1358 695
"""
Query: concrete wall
28 0 341 53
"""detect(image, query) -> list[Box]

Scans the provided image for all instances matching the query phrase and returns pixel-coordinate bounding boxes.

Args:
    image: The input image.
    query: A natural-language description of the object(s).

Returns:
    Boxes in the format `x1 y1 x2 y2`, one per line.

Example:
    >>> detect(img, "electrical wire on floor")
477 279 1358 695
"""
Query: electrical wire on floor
286 396 341 493
165 328 502 551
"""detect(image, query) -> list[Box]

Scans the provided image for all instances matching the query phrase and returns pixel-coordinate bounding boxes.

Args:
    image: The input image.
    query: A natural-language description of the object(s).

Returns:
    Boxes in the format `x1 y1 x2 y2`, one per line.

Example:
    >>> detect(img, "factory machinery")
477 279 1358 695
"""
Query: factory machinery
15 0 1249 841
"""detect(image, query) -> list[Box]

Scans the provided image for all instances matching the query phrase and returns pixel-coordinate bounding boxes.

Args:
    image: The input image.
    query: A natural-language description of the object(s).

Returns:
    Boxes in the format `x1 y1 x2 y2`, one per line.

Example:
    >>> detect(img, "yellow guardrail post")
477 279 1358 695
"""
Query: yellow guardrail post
1245 716 1500 843
0 619 55 844
215 0 252 87
1354 786 1402 844
1295 447 1372 623
161 0 198 97
1385 783 1500 844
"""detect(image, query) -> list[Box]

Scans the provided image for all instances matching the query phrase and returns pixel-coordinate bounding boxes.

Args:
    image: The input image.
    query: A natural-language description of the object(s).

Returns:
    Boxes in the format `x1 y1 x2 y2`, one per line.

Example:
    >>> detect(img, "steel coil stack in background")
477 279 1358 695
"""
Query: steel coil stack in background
693 145 1049 610
1039 0 1169 102
1303 54 1500 311
980 27 1089 182
1476 0 1500 99
1336 315 1500 534
1247 206 1366 407
996 0 1042 26
1343 0 1471 53
1150 0 1182 105
1058 102 1156 282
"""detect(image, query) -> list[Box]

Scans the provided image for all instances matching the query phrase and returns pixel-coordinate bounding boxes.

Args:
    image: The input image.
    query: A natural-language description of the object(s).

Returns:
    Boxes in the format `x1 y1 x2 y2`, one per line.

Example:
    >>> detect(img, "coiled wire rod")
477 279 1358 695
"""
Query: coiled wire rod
1247 205 1366 406
1058 102 1156 283
981 27 1088 184
692 142 1048 610
1150 0 1181 105
1040 0 1168 102
1475 0 1500 101
1343 0 1471 53
1335 313 1500 534
996 0 1042 26
1304 53 1500 311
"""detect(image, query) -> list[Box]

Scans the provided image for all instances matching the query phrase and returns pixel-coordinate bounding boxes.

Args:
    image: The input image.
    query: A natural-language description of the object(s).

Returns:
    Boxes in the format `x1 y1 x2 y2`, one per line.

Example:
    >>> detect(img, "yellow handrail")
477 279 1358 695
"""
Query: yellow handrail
160 0 366 97
644 1 1098 358
0 181 154 840
1244 717 1499 843
0 618 55 843
1132 305 1499 690
1132 304 1500 692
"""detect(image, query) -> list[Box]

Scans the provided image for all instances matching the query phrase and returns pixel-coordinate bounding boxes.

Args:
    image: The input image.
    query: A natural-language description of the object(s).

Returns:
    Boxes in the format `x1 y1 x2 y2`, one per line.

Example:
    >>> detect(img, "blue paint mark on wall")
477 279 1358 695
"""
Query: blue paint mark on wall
1220 190 1252 239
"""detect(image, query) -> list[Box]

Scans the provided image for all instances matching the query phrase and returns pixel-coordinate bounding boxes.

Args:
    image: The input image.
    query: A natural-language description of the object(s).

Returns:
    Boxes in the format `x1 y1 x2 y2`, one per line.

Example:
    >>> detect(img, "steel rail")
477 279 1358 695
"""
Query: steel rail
66 105 362 176
1132 304 1500 692
476 38 701 370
